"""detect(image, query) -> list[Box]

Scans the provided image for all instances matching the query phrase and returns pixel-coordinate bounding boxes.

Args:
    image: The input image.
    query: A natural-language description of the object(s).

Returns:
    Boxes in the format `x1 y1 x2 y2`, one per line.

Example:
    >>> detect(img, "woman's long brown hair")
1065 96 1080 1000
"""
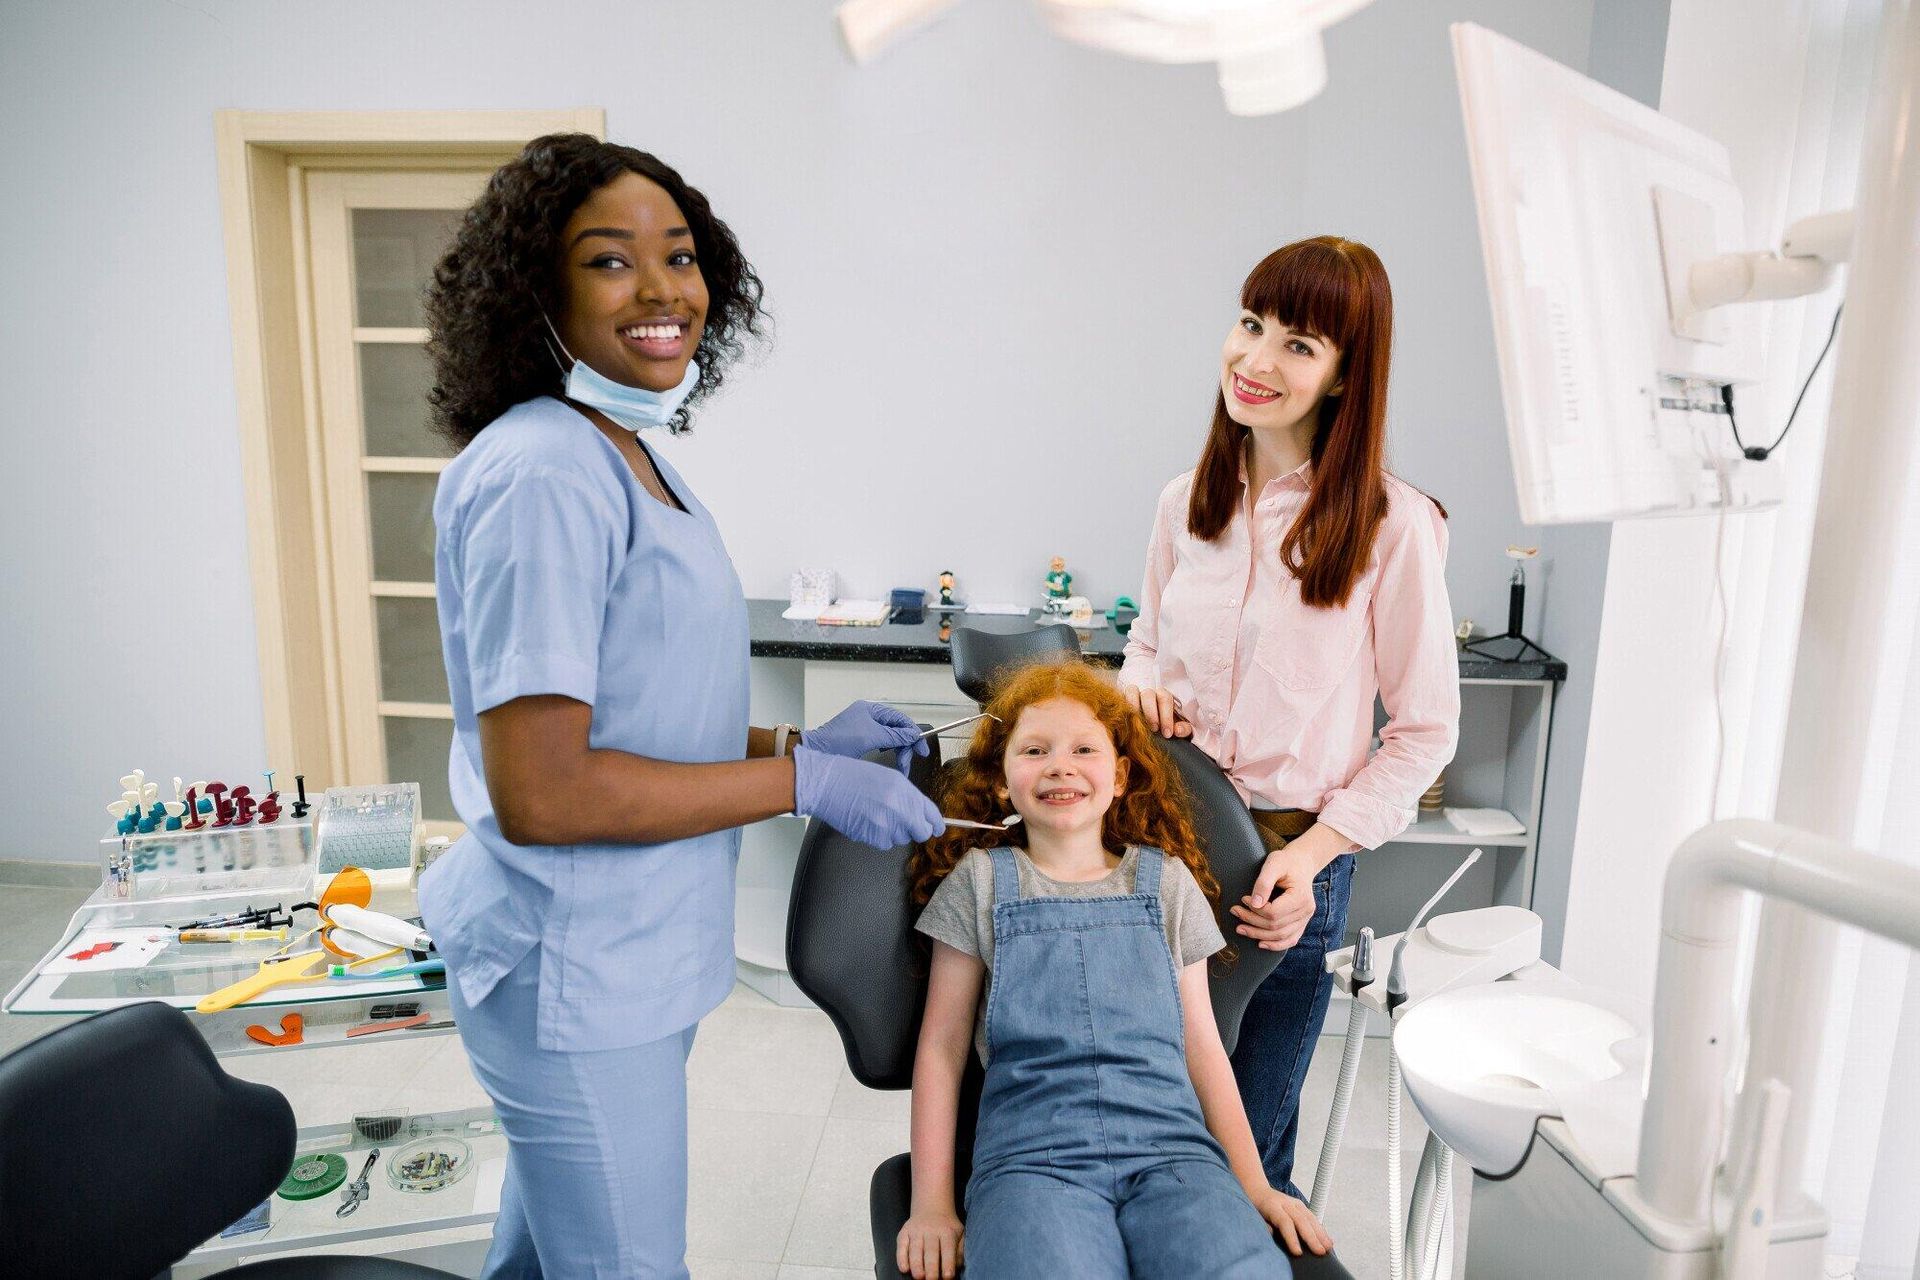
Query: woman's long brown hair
908 660 1221 910
1188 236 1422 608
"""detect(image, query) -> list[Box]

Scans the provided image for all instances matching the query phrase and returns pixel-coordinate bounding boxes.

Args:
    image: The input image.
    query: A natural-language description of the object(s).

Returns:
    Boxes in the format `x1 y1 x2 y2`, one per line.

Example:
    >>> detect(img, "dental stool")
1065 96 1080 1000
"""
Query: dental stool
0 1000 457 1280
786 731 1355 1279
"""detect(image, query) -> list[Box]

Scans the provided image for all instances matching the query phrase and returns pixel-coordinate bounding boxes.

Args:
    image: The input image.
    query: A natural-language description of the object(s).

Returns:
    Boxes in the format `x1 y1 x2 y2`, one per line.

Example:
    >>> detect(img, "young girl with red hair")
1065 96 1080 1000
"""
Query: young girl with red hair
897 660 1328 1280
1120 237 1460 1198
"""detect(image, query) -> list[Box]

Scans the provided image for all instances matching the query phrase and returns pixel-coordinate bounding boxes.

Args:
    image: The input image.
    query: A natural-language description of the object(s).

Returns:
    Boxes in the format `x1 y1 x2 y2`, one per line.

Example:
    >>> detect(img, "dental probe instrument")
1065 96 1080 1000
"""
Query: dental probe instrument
919 712 1000 740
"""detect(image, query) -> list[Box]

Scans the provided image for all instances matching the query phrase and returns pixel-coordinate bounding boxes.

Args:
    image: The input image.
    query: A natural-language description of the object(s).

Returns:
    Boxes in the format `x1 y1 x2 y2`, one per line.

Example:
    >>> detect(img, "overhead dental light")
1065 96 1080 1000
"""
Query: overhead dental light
835 0 1375 115
835 0 964 65
1039 0 1373 115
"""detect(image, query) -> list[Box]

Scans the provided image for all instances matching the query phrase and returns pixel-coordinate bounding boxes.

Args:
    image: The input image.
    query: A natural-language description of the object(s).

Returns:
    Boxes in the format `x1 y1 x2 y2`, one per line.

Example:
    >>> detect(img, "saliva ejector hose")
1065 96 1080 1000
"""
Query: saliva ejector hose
1309 926 1373 1218
1384 847 1480 1280
1386 848 1483 1016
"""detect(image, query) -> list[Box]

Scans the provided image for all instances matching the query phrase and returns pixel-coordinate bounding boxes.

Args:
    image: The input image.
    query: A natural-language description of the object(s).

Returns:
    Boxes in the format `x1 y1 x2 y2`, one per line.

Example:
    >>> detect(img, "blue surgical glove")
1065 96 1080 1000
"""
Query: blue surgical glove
803 700 930 773
792 746 943 850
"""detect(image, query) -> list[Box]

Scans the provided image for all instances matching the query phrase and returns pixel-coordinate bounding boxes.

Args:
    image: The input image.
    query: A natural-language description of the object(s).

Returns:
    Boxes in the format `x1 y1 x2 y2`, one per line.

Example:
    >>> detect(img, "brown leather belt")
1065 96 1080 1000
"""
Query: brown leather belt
1250 808 1317 850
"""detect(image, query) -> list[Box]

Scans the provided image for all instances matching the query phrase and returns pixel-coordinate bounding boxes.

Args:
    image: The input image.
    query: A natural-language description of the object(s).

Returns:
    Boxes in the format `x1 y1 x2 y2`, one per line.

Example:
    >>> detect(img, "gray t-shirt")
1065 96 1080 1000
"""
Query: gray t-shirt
914 845 1227 1066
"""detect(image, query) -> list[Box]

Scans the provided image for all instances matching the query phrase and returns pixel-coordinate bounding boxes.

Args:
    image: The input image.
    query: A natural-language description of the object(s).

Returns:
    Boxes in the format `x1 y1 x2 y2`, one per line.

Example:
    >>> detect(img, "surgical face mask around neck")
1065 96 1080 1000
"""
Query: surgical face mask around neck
542 314 701 434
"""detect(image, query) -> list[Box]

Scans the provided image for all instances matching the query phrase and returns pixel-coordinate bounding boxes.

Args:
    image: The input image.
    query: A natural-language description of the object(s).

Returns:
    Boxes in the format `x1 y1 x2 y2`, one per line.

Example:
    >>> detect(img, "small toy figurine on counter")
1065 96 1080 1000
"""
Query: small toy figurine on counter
1042 556 1073 614
937 570 958 609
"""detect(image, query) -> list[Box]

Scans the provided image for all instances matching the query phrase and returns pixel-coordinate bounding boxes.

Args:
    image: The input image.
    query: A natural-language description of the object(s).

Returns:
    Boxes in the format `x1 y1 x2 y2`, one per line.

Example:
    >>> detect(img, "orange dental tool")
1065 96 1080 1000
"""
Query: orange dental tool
245 1012 305 1046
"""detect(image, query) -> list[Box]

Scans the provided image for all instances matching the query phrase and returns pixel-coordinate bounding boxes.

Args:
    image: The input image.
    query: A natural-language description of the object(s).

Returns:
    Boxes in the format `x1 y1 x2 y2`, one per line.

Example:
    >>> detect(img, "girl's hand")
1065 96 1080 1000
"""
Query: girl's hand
1231 847 1318 950
1250 1185 1332 1256
897 1208 965 1279
1121 684 1193 738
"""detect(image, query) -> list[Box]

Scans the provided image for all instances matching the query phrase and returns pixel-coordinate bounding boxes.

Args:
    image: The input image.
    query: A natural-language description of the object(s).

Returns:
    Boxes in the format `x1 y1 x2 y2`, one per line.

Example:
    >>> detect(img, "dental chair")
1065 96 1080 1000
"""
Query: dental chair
0 1000 457 1279
786 630 1354 1279
947 620 1084 702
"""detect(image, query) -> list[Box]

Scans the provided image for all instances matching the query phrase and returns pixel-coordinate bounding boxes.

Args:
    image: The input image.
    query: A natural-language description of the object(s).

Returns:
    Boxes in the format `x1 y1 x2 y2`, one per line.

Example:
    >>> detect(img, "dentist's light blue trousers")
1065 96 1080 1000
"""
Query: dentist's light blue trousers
449 955 698 1279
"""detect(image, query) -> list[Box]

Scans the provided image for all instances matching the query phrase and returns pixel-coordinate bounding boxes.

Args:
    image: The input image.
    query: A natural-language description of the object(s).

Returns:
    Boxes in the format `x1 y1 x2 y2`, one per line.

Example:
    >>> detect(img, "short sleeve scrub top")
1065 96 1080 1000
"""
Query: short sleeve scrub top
419 394 748 1050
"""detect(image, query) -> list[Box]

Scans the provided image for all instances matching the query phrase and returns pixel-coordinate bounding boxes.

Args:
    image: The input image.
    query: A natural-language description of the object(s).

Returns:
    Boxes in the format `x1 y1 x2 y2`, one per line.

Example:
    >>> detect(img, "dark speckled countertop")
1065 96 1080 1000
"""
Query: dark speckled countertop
746 599 1566 681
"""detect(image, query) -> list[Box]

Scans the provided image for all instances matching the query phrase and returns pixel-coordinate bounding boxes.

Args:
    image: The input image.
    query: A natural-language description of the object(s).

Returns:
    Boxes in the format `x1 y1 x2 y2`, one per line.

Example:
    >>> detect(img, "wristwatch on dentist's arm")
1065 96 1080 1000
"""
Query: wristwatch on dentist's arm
773 724 801 757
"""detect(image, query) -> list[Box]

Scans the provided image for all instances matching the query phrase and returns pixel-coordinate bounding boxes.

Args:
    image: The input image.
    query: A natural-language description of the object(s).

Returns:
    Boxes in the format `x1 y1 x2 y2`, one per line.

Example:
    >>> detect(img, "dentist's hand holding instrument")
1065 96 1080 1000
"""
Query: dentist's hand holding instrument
793 746 943 849
802 700 931 772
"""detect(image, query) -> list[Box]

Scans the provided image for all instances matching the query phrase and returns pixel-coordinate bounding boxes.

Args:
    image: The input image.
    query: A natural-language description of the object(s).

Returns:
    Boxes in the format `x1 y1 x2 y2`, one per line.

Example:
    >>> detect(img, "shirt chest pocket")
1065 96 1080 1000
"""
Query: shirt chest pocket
1254 582 1373 692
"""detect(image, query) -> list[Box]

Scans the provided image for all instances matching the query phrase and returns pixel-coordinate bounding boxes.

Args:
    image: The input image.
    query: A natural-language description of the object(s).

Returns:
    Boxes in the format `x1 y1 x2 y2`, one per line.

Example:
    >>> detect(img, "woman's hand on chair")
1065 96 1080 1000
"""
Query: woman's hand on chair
1250 1184 1333 1256
1121 684 1193 738
898 1208 964 1279
1232 847 1319 951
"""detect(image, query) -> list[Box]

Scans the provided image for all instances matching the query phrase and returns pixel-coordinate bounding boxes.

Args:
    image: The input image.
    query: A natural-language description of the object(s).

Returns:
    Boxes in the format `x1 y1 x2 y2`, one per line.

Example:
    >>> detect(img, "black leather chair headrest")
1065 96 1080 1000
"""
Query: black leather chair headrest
949 623 1082 703
0 1001 296 1278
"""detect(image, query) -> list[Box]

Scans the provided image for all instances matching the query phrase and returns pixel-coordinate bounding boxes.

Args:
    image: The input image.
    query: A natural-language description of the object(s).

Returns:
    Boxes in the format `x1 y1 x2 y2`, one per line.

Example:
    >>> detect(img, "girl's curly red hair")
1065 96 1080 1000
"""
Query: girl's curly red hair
908 659 1221 910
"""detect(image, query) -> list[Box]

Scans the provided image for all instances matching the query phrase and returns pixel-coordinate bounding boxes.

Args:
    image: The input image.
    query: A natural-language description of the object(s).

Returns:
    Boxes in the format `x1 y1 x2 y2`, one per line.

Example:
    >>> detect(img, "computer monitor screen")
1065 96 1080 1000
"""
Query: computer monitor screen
1451 22 1776 524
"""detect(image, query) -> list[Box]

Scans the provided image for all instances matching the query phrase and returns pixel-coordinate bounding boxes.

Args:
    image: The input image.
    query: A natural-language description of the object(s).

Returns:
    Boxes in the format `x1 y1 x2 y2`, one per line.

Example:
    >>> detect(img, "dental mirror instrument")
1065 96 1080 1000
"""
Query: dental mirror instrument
940 815 1023 831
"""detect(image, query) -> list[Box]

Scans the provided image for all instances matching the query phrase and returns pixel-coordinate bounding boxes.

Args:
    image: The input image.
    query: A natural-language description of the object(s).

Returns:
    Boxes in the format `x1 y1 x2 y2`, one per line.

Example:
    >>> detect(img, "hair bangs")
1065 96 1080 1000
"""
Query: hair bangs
1240 240 1364 353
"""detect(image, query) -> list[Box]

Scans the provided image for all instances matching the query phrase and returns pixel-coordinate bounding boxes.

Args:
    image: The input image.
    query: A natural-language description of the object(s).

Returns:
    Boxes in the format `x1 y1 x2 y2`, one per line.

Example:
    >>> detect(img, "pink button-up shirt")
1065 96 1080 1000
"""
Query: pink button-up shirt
1119 464 1460 850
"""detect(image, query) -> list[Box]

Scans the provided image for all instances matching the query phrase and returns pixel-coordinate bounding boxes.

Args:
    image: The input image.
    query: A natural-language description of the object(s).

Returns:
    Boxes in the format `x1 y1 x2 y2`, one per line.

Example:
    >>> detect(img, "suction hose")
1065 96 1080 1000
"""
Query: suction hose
1387 1048 1405 1280
1406 1133 1455 1280
1309 927 1374 1218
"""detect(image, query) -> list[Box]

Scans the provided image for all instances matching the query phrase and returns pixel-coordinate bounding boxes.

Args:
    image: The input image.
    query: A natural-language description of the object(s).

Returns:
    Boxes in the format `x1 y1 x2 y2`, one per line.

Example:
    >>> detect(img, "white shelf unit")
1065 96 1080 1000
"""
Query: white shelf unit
738 661 1559 1009
174 1107 502 1277
1349 675 1555 938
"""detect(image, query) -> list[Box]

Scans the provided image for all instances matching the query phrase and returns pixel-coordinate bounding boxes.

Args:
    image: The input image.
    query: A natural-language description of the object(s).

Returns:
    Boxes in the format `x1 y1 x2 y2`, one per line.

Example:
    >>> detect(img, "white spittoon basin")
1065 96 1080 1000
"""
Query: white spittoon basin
1392 978 1642 1177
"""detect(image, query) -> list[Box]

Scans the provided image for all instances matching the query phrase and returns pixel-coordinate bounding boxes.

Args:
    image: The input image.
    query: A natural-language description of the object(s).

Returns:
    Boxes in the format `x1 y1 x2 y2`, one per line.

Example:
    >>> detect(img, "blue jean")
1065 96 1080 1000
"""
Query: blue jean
448 953 699 1279
965 1158 1286 1279
1230 853 1354 1197
963 848 1288 1279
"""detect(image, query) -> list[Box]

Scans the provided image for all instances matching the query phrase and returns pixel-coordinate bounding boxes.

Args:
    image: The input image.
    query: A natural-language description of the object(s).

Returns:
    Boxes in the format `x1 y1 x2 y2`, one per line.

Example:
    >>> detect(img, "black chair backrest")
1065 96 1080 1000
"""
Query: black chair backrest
1159 735 1286 1056
786 744 948 1089
0 1001 295 1278
949 623 1082 702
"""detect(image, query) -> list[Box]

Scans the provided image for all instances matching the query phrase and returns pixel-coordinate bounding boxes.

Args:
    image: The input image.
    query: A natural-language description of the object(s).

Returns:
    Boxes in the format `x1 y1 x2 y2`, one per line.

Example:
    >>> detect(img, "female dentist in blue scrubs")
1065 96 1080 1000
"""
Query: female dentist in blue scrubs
419 134 944 1279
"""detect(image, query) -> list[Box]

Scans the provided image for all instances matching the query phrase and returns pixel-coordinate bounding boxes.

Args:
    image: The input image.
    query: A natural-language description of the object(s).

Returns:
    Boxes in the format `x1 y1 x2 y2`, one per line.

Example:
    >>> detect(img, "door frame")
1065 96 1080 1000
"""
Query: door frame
215 109 604 785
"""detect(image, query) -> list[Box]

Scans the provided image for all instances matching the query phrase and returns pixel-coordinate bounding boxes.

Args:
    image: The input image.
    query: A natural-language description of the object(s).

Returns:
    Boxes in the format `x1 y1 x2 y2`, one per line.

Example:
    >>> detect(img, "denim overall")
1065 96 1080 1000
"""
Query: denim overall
960 848 1290 1279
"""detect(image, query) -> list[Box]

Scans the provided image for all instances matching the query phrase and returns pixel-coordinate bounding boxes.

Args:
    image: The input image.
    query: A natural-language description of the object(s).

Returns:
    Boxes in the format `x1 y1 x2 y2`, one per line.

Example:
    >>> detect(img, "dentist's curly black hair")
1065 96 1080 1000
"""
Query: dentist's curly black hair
426 133 766 446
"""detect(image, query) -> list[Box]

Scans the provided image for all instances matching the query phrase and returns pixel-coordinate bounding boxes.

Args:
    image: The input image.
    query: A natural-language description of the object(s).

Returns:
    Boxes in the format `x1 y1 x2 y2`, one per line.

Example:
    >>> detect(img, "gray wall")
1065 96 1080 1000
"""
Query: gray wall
0 0 1649 865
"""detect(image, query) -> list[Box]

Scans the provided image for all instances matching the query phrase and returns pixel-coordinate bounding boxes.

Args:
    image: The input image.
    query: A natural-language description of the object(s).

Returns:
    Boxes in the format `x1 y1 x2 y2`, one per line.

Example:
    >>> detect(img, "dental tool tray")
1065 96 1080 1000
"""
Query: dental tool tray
1 881 448 1049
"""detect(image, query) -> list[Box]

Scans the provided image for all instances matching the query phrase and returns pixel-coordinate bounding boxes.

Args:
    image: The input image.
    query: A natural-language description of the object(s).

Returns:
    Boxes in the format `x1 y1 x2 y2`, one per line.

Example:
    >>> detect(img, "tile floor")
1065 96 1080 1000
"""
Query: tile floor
1 876 1468 1278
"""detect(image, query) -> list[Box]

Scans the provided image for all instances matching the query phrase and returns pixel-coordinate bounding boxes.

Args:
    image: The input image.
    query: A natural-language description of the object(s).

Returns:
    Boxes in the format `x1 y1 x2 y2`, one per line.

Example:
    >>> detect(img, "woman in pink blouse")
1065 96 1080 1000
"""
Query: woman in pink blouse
1120 236 1460 1201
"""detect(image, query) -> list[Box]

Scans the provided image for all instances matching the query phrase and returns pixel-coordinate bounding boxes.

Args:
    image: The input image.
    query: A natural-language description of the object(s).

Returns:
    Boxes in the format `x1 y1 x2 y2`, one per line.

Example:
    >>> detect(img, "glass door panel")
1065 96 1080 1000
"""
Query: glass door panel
306 169 486 825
